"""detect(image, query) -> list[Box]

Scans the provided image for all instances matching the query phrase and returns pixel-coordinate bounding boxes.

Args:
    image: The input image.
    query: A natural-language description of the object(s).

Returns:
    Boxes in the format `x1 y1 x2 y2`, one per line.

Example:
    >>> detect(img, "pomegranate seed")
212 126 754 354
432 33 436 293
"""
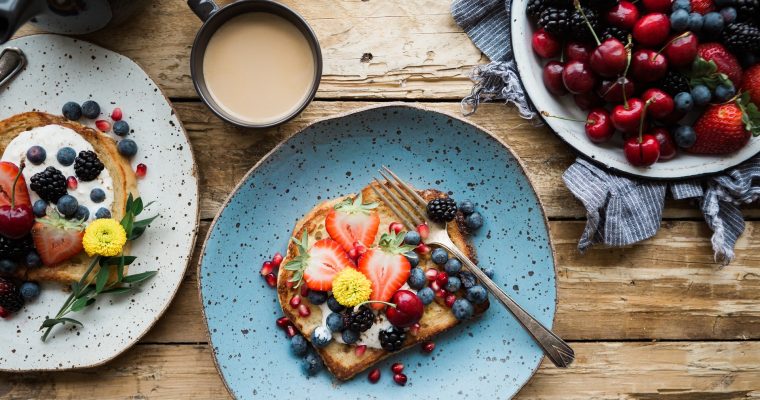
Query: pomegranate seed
276 316 291 329
298 303 311 317
355 345 367 357
436 271 449 287
286 325 297 337
111 107 123 121
409 323 420 336
286 280 295 289
348 248 359 260
95 119 111 132
300 285 310 297
391 362 404 374
66 176 78 190
368 368 381 383
430 280 441 292
415 243 430 254
445 293 457 307
260 261 274 276
264 273 276 287
435 289 446 298
425 269 439 281
417 223 430 239
389 222 404 234
393 373 407 386
289 295 301 308
271 252 283 268
353 241 367 256
136 163 147 178
422 341 435 353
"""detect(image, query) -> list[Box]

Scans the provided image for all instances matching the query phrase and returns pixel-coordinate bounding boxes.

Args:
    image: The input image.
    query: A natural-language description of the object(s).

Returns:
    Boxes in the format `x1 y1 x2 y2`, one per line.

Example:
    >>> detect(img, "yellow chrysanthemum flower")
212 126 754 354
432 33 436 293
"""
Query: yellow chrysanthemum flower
82 218 127 257
331 268 372 307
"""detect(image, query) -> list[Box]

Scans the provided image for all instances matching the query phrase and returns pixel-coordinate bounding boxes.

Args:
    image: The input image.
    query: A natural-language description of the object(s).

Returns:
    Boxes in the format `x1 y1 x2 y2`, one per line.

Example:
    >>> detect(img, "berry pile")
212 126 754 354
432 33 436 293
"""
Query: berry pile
530 0 760 166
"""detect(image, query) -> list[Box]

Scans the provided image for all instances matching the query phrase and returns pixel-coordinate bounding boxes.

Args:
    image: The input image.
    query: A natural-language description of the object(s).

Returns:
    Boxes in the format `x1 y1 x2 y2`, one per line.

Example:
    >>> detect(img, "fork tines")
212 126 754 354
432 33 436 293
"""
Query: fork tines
370 166 428 231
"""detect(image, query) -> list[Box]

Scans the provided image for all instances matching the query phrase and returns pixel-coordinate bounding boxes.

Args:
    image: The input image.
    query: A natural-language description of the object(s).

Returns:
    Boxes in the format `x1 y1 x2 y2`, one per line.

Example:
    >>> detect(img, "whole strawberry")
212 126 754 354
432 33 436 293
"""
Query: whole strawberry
742 65 760 108
697 43 743 87
689 95 760 154
0 277 24 318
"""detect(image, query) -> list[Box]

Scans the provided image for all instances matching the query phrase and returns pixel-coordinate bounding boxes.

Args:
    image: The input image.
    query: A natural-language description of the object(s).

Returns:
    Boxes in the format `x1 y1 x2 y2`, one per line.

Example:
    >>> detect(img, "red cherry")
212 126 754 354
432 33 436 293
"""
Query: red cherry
573 92 604 110
642 0 673 13
633 13 670 47
606 1 640 30
664 32 698 68
532 28 561 58
585 108 615 143
652 127 677 160
631 49 668 83
386 290 424 328
565 42 593 62
562 60 596 94
542 61 568 96
642 88 675 120
624 135 661 166
590 38 627 78
596 76 635 103
611 98 646 133
0 164 34 239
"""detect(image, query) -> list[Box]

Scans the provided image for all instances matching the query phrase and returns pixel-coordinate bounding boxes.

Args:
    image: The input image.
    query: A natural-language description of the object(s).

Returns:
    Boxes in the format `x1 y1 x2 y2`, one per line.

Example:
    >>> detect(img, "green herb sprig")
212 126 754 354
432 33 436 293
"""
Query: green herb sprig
40 195 158 342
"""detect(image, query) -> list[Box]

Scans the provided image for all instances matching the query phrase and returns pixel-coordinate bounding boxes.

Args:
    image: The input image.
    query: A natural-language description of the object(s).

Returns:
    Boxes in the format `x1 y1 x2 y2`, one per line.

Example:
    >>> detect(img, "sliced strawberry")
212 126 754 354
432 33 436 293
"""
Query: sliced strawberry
0 162 30 207
31 214 85 266
358 232 414 310
284 232 354 291
325 194 380 252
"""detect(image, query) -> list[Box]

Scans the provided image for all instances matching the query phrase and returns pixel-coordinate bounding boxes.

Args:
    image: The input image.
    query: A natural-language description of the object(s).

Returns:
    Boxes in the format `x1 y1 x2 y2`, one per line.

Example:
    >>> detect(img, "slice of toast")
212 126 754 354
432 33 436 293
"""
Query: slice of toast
277 181 487 380
0 112 138 283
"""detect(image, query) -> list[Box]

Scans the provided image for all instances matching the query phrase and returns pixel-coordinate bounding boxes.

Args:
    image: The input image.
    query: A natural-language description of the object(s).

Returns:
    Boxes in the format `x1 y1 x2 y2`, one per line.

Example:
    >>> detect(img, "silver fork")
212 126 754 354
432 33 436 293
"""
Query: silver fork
370 166 574 368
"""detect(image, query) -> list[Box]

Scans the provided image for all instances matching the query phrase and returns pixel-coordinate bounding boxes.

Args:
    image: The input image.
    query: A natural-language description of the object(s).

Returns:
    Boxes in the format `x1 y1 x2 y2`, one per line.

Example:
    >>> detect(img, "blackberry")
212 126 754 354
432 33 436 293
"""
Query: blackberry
730 0 759 21
527 0 546 20
658 71 691 96
426 197 458 223
569 7 600 41
582 0 618 10
0 235 33 261
538 7 571 36
74 150 104 181
0 277 23 315
723 23 760 53
601 26 629 43
379 326 406 352
346 305 374 332
30 166 66 203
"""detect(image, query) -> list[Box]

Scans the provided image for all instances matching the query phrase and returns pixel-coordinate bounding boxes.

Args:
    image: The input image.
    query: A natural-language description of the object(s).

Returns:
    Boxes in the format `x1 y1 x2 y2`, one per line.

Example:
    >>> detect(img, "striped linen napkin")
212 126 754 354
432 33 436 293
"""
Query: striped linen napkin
451 0 759 265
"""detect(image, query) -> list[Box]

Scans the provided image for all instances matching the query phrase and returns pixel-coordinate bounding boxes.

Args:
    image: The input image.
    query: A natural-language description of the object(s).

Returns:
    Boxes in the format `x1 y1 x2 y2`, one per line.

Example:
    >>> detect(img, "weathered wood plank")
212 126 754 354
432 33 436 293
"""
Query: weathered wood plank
16 0 485 100
2 342 758 399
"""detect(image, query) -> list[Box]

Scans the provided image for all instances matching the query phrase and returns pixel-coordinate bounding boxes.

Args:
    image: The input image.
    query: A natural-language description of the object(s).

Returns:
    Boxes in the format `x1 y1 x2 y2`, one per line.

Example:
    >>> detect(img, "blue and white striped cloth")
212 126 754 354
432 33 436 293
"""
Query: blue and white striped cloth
451 0 759 265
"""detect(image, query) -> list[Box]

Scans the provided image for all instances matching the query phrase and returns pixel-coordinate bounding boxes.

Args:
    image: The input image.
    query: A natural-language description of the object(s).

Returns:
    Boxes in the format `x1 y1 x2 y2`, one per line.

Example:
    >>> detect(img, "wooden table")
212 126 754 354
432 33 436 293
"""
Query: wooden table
4 1 760 398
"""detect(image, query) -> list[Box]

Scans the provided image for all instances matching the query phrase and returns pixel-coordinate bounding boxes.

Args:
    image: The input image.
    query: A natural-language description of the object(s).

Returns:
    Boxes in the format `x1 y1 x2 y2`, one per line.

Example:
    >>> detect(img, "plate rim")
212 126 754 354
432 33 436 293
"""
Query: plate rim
197 102 559 399
0 33 201 372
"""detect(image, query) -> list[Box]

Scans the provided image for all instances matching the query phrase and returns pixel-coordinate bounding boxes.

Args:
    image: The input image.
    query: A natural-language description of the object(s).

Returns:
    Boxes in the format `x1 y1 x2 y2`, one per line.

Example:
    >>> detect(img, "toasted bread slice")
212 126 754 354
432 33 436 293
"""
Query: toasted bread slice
277 181 486 380
0 112 138 283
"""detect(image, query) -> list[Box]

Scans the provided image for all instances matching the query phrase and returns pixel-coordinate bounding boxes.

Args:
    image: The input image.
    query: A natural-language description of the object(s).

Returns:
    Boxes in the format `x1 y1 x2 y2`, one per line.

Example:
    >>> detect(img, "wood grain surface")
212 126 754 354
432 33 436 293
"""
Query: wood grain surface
5 0 760 398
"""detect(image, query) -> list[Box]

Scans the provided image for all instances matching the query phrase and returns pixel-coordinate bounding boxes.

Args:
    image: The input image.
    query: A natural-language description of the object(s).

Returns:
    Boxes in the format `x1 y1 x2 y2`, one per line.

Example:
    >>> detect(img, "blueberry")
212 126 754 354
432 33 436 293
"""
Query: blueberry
407 267 426 290
74 205 90 221
81 100 100 119
117 139 138 157
327 295 345 312
674 92 694 113
291 334 308 356
403 231 421 246
62 102 82 120
481 266 495 279
56 147 76 166
56 195 78 217
691 84 711 106
302 351 324 376
702 12 724 36
32 199 47 217
673 125 697 149
113 120 130 136
444 258 462 274
19 281 40 301
670 9 690 31
465 212 484 230
25 251 42 268
90 188 106 203
452 298 474 320
713 83 735 102
672 0 690 11
417 287 435 305
445 276 462 292
458 200 475 215
95 207 111 219
720 7 737 23
687 12 704 32
326 312 344 332
431 248 448 265
403 250 419 268
459 271 477 288
466 285 488 304
26 146 46 165
0 259 16 274
307 290 328 305
311 326 332 348
341 329 359 345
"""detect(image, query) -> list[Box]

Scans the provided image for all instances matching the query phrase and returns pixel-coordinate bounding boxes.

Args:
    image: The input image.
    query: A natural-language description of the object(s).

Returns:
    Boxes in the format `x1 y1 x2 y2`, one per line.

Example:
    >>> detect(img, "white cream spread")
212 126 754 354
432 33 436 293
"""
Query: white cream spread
1 125 114 221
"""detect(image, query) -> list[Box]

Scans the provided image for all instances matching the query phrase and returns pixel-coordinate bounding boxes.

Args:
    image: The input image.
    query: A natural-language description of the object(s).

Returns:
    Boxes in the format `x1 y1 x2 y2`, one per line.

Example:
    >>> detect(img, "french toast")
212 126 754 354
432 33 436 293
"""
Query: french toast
0 112 138 283
277 181 487 380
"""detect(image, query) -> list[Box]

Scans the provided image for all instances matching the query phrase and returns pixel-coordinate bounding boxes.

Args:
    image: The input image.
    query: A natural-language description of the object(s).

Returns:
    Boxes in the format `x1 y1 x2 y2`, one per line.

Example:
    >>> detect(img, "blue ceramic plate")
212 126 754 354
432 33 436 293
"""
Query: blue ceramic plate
199 104 556 399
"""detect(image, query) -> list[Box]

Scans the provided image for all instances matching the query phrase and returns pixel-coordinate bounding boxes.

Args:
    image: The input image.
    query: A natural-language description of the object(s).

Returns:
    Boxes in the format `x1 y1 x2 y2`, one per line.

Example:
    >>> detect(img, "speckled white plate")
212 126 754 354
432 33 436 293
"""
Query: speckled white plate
0 34 199 371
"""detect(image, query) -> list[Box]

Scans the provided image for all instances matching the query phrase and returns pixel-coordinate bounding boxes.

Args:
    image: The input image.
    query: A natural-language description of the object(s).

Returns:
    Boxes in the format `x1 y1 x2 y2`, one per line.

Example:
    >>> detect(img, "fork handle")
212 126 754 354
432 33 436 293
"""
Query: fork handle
438 242 575 368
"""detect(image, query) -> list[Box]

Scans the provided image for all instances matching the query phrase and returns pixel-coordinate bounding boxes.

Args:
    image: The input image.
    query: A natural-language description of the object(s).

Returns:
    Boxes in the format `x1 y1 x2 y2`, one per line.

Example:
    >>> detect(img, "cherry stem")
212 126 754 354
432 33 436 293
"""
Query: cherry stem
356 300 396 309
638 99 655 144
541 111 590 124
574 0 600 46
657 31 691 56
10 161 24 209
622 36 633 108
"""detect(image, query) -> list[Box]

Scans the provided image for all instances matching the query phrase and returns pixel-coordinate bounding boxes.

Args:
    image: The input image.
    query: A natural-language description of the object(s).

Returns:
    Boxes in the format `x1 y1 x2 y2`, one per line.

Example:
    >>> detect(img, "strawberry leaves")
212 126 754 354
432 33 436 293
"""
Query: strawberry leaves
333 193 378 215
690 57 734 90
377 231 416 255
738 92 760 137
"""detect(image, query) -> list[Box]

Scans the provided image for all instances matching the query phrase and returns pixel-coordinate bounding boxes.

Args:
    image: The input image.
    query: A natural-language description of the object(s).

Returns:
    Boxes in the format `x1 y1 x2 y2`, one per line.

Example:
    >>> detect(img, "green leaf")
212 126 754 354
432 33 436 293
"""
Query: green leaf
59 317 83 326
71 297 96 312
102 256 137 266
126 194 134 214
100 286 133 295
133 197 144 216
95 265 110 293
40 318 63 328
122 270 157 284
134 215 158 229
129 226 146 241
